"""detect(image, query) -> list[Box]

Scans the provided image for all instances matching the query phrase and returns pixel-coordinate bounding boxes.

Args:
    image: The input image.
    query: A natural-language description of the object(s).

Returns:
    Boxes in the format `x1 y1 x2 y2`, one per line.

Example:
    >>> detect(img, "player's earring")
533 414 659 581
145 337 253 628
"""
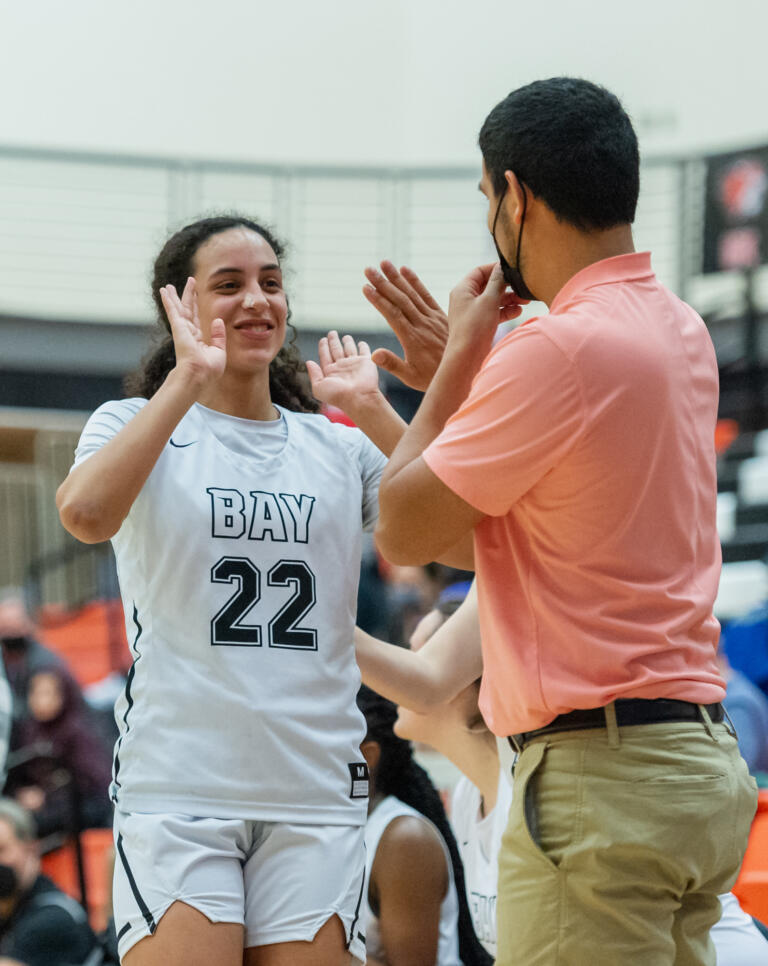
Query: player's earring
243 293 256 309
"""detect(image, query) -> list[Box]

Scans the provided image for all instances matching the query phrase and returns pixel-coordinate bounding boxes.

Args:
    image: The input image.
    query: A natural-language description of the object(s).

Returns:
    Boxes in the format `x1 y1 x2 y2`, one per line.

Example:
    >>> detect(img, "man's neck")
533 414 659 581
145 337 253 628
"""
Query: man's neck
535 223 636 307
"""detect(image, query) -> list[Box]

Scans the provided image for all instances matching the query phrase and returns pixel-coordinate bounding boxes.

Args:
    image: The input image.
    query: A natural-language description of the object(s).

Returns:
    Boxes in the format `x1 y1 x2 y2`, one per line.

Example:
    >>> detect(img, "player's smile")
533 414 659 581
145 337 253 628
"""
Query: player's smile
194 226 288 371
233 318 276 340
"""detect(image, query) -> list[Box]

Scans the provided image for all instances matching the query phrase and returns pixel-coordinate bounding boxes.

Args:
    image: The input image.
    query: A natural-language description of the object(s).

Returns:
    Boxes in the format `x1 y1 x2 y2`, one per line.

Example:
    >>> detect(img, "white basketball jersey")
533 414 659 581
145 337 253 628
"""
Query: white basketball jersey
363 795 461 966
712 892 768 965
450 770 513 957
73 399 386 825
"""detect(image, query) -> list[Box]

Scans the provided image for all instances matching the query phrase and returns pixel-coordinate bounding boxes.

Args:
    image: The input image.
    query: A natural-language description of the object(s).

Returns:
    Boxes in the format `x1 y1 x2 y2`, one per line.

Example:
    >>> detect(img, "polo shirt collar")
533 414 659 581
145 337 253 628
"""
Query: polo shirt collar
550 252 654 313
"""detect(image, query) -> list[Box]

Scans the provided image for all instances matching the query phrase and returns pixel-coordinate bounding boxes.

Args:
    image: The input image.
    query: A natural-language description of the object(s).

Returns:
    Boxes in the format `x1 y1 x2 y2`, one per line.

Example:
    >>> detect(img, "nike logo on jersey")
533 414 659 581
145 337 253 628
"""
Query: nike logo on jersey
169 439 197 448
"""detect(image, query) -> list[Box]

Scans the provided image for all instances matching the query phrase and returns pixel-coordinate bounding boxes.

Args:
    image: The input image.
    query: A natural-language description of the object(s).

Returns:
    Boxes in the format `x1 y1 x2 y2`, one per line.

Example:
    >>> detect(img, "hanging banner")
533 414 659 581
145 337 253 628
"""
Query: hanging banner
703 146 768 274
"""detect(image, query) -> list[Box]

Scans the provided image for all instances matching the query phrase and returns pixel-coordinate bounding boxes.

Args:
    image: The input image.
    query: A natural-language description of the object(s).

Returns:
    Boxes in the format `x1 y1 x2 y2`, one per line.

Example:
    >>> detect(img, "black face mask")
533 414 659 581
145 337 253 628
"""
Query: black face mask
0 864 19 900
0 637 30 654
491 183 537 302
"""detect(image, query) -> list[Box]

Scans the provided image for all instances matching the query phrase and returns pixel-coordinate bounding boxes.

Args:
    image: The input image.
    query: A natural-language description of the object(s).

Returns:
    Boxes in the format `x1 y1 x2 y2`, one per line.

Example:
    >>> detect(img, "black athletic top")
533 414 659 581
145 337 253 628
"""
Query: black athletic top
0 874 100 966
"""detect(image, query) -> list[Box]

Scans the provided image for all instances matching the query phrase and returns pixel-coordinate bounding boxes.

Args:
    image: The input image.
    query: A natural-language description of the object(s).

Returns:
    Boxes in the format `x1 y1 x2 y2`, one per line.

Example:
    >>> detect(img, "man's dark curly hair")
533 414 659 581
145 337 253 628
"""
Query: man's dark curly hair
479 77 640 230
124 214 319 412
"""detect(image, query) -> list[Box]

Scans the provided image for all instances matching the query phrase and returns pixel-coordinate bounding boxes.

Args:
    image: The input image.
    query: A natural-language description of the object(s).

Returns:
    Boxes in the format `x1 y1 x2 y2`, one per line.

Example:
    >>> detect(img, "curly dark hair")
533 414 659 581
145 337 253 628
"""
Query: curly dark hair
358 685 494 966
124 215 319 412
479 77 640 230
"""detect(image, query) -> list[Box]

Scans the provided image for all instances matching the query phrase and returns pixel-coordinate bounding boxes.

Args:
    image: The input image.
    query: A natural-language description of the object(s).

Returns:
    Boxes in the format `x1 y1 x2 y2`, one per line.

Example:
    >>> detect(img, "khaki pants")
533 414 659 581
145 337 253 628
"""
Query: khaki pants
497 715 758 966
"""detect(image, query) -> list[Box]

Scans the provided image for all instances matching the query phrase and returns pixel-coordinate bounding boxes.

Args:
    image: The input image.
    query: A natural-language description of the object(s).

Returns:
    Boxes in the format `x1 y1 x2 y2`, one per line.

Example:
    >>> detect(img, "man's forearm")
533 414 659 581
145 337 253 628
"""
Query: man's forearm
383 340 485 484
375 263 507 563
374 339 488 565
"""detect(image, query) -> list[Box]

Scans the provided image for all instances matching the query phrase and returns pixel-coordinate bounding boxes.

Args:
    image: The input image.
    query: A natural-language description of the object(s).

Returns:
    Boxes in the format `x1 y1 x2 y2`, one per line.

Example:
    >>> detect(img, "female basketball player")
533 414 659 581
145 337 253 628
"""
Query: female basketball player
356 685 492 966
356 585 505 957
56 215 398 966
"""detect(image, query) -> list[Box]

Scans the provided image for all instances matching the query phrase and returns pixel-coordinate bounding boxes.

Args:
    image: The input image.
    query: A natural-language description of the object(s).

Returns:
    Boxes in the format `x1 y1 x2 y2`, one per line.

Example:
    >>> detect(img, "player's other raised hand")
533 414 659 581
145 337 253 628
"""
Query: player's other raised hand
362 261 448 391
160 277 227 390
306 331 380 413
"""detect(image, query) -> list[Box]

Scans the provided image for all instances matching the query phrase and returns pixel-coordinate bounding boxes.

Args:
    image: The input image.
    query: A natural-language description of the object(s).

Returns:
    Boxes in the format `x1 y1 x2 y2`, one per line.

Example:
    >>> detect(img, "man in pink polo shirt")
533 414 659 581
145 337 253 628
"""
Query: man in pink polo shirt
374 78 758 965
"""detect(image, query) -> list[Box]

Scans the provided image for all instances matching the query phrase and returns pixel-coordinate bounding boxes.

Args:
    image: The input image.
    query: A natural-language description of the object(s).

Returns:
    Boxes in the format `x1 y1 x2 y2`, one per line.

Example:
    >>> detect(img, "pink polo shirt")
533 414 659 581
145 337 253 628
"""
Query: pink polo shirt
424 252 726 735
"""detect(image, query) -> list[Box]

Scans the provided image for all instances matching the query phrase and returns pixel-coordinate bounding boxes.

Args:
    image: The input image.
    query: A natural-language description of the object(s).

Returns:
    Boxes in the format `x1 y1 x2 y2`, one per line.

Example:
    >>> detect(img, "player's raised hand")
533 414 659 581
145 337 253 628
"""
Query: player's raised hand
160 278 227 389
363 261 449 391
306 331 380 414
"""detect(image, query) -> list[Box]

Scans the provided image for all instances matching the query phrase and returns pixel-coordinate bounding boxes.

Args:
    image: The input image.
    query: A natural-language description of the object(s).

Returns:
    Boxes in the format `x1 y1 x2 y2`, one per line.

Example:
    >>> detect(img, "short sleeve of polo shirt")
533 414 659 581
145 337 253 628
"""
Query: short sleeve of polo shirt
424 324 585 517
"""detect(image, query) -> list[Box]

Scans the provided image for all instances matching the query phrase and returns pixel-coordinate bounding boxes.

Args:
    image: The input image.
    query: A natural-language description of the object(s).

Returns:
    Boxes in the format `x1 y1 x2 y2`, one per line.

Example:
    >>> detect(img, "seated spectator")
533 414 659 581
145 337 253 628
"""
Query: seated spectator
5 668 112 838
357 685 491 966
0 592 64 724
0 798 101 966
720 650 768 774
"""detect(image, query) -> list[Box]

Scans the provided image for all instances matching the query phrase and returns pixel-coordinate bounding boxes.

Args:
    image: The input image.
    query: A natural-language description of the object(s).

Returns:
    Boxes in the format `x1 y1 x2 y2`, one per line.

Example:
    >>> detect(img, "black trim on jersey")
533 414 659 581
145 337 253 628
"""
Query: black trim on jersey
117 922 131 941
347 852 366 951
116 833 157 935
111 603 143 802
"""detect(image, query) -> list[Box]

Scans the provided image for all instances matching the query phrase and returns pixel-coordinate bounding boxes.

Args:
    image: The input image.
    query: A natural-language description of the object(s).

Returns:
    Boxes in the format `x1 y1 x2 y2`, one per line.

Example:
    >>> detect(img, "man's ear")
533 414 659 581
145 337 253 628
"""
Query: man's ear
504 170 527 225
360 738 381 777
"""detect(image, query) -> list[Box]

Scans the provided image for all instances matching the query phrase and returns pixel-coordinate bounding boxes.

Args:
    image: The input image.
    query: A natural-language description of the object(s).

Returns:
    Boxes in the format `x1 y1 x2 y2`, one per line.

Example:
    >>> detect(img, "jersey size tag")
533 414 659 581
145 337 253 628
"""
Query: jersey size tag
348 762 369 799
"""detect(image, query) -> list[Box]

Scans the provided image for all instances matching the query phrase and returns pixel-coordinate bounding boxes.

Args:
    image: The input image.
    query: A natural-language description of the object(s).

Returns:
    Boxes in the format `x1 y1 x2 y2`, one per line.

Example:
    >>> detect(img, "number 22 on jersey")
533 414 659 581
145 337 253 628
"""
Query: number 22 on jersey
211 557 318 650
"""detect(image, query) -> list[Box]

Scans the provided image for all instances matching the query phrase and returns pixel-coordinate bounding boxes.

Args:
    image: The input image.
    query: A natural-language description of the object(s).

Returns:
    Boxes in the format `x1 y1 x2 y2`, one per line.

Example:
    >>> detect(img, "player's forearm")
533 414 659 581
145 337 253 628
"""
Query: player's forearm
355 628 449 711
355 587 482 708
339 390 408 458
57 370 200 543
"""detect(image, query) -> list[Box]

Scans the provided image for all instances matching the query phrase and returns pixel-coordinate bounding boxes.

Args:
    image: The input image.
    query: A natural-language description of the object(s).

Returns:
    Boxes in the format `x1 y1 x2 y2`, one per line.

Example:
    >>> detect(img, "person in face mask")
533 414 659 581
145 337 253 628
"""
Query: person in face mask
0 592 63 726
0 798 100 966
339 77 757 966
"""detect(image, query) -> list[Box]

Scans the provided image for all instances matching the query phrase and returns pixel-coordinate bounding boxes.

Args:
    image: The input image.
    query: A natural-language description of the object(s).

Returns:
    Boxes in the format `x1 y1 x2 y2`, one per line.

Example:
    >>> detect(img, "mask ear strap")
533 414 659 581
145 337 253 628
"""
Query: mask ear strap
515 182 528 272
492 178 527 260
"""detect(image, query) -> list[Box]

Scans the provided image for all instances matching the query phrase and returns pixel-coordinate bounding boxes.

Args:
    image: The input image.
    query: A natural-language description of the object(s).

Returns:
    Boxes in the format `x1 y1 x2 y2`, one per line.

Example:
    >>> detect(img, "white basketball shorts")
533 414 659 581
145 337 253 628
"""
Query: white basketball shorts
112 809 367 961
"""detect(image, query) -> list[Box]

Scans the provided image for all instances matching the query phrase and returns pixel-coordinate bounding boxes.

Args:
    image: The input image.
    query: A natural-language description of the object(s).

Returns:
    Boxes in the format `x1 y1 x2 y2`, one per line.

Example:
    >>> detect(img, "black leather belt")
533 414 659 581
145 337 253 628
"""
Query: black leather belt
509 698 725 753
